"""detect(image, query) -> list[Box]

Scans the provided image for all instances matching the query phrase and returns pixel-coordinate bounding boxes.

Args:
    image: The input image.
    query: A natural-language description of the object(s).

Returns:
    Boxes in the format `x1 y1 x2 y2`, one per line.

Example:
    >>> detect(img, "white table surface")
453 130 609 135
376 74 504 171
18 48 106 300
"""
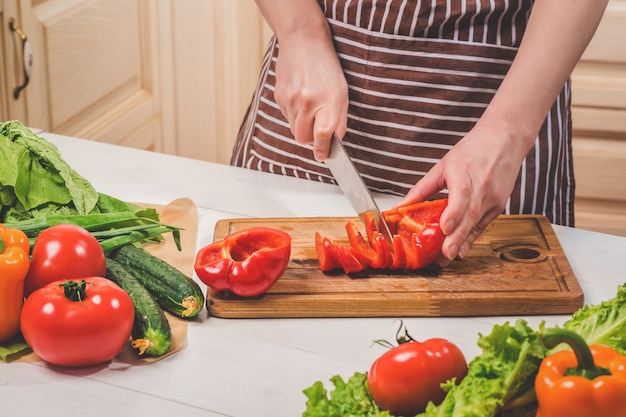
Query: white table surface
2 132 625 416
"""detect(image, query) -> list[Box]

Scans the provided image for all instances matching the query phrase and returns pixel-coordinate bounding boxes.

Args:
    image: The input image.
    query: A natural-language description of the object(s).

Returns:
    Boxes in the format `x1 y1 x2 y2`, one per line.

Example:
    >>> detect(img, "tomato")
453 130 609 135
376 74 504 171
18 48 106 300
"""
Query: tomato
24 224 106 297
20 277 134 367
367 326 468 416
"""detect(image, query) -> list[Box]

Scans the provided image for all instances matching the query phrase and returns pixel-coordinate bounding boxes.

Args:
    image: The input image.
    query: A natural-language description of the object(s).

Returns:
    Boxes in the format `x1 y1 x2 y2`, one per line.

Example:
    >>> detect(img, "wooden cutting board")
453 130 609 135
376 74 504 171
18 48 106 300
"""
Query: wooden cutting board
207 215 583 318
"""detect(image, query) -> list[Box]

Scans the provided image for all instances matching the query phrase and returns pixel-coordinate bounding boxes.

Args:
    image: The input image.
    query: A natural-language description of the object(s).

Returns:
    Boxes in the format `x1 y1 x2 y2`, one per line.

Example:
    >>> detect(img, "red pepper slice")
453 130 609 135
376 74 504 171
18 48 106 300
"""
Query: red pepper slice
315 232 341 272
346 220 378 267
194 227 292 297
389 235 407 270
335 245 367 274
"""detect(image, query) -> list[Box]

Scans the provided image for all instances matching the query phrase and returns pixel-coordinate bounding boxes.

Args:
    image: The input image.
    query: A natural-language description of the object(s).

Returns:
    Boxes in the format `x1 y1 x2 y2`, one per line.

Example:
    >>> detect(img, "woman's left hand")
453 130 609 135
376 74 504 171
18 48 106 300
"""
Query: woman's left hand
398 123 528 264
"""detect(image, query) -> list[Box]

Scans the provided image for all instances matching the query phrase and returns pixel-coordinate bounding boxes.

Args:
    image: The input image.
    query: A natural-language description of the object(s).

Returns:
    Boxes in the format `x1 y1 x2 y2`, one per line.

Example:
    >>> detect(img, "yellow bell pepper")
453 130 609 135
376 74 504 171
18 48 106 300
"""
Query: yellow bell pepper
0 224 30 343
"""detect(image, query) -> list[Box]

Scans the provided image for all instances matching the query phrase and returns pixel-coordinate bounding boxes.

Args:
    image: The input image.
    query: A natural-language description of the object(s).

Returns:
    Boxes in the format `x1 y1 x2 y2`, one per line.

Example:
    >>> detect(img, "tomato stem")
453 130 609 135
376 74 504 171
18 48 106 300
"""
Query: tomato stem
61 280 88 302
395 320 415 344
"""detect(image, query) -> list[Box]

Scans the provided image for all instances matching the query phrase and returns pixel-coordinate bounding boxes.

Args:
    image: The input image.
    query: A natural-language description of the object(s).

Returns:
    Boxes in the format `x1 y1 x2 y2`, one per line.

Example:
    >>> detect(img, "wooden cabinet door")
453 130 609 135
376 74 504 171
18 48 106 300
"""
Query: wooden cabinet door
2 0 173 151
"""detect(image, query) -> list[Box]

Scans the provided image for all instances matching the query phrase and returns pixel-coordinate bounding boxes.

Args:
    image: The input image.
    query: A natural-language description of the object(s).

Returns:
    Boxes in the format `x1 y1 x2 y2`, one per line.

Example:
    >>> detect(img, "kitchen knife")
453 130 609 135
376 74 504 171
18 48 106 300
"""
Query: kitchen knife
325 133 394 247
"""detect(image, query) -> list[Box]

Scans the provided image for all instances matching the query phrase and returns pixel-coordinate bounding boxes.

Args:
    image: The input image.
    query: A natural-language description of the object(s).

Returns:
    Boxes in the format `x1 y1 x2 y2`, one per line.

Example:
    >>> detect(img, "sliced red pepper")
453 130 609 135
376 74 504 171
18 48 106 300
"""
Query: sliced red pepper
335 245 367 274
346 220 378 267
315 232 341 272
315 199 448 274
194 227 291 297
389 235 407 270
369 231 392 269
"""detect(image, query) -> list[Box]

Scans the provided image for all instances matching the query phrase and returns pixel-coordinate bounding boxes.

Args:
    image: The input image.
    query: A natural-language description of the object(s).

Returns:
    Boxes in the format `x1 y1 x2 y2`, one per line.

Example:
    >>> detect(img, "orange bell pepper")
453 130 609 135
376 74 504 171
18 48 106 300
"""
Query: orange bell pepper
0 224 30 343
536 328 626 417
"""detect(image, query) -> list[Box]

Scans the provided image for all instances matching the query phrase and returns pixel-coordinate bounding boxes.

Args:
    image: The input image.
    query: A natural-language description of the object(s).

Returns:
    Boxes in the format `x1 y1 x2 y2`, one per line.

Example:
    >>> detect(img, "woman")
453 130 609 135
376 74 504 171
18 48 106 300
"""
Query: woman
231 0 608 262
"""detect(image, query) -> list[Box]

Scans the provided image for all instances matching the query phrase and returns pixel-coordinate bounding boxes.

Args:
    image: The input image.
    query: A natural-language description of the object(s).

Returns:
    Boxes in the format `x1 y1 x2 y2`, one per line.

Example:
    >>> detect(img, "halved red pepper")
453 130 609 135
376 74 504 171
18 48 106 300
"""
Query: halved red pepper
315 199 447 274
194 227 291 297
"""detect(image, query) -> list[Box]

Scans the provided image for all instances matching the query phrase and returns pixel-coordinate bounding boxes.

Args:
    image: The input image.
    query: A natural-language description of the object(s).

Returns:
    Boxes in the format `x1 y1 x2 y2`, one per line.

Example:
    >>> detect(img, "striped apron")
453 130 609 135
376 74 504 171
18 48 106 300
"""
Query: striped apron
231 0 574 227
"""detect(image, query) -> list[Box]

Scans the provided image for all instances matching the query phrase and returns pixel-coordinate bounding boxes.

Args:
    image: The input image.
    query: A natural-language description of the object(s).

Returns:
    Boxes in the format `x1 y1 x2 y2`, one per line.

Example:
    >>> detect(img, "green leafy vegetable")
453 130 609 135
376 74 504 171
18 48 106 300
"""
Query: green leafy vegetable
303 372 392 417
0 120 139 222
0 121 182 250
563 284 626 354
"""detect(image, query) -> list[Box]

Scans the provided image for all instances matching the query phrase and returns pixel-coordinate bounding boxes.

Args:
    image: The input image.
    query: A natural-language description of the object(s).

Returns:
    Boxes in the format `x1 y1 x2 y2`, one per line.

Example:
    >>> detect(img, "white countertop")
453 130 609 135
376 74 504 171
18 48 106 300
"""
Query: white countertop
2 132 625 416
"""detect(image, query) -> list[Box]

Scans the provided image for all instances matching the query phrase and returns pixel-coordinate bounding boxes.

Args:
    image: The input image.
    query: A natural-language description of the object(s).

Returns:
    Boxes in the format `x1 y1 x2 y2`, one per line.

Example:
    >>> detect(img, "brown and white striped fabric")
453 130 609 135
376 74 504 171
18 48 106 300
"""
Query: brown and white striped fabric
231 0 574 226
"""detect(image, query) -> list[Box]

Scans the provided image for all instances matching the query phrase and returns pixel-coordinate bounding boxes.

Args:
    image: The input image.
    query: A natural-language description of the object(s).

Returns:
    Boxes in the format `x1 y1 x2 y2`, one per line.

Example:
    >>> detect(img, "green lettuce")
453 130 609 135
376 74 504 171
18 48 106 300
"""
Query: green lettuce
0 120 141 222
563 284 626 354
303 372 392 417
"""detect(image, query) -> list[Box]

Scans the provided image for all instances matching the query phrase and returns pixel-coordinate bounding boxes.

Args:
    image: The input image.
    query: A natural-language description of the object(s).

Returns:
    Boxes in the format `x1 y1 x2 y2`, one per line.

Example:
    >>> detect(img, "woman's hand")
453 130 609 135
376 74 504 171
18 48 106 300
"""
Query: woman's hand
274 32 349 161
256 0 349 161
399 124 527 264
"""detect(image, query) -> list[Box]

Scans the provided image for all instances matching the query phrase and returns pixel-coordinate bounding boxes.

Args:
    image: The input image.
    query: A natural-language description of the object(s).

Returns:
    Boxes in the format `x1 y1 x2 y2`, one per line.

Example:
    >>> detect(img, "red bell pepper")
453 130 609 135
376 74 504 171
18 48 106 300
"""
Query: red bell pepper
194 227 291 297
315 199 447 274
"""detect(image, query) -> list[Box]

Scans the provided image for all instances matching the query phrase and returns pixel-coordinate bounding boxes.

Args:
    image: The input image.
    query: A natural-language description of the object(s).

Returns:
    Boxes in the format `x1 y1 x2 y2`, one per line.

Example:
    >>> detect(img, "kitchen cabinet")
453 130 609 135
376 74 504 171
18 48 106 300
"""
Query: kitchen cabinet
571 0 626 237
0 0 173 151
1 0 270 160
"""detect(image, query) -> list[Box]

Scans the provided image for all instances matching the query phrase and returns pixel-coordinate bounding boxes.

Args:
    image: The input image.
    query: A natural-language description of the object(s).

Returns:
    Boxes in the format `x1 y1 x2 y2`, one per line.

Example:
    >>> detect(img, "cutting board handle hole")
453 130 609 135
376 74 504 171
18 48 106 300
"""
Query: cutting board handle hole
499 246 545 263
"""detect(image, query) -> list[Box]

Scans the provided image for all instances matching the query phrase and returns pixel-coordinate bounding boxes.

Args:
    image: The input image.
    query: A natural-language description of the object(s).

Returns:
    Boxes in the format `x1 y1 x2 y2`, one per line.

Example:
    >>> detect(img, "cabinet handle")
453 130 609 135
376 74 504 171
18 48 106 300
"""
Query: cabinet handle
8 18 33 100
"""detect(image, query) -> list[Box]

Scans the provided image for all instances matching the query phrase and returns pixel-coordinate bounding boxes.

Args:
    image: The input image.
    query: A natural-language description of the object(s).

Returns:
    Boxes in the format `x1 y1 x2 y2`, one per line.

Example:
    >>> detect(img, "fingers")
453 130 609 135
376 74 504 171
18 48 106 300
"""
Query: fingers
396 164 446 208
272 40 348 161
311 103 348 161
399 138 514 262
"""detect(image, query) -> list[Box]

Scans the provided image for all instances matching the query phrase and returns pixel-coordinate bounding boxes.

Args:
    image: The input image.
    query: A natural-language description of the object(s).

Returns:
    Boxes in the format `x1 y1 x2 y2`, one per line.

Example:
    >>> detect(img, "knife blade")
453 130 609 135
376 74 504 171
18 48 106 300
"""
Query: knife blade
325 133 394 248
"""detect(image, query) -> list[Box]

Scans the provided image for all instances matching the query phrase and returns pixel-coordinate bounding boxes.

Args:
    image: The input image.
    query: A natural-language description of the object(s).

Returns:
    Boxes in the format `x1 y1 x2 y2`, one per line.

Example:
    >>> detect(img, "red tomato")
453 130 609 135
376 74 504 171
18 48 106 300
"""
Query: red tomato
24 224 106 297
367 337 468 416
20 277 134 367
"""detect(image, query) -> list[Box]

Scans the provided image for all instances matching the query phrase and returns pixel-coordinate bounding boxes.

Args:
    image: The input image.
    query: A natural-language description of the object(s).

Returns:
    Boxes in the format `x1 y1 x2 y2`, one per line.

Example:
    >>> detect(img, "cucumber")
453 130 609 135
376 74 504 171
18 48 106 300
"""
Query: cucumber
110 244 204 319
105 258 172 357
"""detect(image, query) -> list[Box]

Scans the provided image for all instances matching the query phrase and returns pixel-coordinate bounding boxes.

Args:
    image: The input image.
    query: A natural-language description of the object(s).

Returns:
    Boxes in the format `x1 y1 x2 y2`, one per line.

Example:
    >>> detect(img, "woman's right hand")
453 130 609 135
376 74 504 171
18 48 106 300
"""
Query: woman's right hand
256 0 349 162
274 33 349 162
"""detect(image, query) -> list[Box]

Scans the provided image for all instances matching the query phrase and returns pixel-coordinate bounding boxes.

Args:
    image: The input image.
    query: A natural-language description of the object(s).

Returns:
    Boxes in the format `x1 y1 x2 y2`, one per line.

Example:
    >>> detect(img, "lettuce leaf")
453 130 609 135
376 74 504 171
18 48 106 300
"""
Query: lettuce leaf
0 120 143 222
563 284 626 354
1 120 98 214
303 372 392 417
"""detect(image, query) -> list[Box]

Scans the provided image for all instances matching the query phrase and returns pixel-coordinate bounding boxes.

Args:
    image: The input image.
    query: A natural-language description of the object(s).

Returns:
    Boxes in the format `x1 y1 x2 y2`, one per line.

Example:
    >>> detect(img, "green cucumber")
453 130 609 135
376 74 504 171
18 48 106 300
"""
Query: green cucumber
110 244 204 319
105 258 172 357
